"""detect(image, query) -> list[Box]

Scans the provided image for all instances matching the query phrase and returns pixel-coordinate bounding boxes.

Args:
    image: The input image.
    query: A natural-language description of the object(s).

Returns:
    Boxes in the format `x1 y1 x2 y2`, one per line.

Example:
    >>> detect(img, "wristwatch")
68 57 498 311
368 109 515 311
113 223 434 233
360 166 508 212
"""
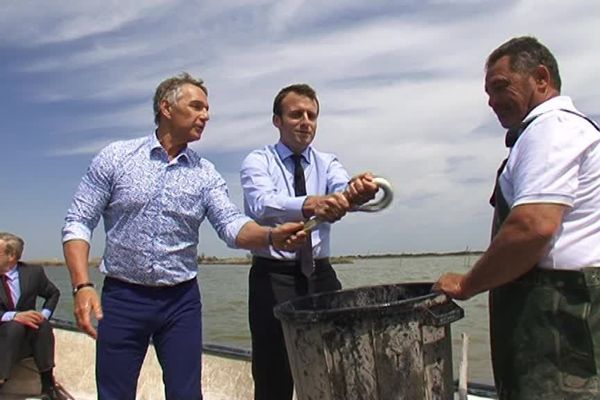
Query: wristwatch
72 282 95 296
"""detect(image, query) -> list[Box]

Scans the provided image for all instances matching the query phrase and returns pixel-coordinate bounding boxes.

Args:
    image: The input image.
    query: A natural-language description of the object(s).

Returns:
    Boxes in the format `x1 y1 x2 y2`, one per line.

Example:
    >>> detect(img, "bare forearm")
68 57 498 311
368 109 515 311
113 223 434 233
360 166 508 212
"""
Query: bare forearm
462 205 563 296
463 231 548 296
235 221 269 249
63 239 92 286
434 204 566 300
235 221 307 251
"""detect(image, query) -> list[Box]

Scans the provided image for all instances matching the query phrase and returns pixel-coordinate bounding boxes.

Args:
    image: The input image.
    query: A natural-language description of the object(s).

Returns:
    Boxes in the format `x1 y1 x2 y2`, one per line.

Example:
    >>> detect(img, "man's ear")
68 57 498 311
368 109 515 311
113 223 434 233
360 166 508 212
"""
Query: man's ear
533 65 551 88
159 99 172 121
272 114 282 128
7 251 18 264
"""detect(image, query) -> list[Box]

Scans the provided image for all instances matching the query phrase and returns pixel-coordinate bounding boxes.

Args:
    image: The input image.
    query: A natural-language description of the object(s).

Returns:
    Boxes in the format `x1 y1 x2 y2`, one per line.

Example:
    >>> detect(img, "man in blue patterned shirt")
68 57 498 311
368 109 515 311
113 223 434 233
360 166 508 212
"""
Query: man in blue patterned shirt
62 73 306 400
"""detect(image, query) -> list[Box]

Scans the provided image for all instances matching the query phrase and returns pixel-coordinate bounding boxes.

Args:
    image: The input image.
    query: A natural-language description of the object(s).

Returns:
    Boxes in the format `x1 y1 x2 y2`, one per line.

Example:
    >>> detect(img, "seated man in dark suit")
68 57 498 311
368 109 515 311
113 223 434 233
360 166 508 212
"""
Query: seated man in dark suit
0 232 62 400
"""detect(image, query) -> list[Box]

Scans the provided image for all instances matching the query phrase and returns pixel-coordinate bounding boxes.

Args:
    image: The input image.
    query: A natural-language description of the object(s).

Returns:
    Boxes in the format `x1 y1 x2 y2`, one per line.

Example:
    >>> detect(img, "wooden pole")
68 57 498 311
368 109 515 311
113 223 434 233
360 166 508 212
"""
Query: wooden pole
458 332 469 400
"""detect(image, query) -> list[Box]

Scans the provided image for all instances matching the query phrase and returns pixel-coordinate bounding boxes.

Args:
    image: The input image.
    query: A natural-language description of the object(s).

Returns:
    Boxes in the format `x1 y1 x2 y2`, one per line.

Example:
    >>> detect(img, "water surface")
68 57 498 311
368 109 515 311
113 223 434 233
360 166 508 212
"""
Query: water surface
43 254 493 384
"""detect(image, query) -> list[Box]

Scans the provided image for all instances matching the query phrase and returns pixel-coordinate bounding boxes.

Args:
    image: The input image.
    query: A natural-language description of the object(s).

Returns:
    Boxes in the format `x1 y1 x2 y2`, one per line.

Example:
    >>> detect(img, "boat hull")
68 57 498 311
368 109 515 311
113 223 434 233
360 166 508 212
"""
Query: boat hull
0 319 496 399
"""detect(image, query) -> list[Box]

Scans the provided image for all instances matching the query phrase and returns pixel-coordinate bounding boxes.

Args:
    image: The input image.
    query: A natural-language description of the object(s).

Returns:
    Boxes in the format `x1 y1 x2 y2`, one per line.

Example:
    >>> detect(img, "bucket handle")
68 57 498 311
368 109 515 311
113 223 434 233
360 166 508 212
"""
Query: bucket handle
422 301 464 327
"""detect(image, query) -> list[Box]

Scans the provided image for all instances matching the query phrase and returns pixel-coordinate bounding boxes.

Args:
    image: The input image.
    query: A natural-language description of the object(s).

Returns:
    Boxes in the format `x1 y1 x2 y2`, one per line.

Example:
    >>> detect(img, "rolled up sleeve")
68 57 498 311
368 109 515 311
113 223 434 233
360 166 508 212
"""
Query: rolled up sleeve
62 146 115 243
204 172 252 248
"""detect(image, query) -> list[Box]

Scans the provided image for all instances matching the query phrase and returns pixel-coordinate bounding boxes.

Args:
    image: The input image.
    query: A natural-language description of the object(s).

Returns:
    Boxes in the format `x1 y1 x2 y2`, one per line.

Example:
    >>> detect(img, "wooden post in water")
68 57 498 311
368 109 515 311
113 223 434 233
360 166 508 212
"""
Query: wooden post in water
458 332 469 400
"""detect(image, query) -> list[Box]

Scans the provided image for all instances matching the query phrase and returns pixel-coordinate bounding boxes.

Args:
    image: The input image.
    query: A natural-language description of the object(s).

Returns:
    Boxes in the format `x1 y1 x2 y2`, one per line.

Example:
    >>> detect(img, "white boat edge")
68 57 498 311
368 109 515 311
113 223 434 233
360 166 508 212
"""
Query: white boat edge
0 318 496 399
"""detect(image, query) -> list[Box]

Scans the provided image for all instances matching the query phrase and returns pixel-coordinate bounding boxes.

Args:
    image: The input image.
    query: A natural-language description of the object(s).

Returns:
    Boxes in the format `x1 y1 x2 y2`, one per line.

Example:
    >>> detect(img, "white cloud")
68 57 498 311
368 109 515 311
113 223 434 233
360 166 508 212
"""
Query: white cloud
49 139 117 157
23 42 153 72
3 0 600 258
0 0 172 46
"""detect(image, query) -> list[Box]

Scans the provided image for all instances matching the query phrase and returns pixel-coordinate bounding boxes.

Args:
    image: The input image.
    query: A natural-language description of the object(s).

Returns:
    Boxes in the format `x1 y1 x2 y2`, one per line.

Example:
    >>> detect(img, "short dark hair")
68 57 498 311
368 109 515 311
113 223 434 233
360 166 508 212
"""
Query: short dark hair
153 72 208 125
486 36 561 91
273 84 319 117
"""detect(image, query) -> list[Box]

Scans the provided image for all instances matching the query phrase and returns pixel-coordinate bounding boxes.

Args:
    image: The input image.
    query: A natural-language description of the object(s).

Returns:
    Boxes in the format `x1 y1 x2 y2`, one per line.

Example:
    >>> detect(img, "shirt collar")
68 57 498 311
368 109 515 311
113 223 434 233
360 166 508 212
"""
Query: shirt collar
5 264 18 280
148 131 191 164
524 95 575 121
149 131 164 158
505 96 577 148
275 141 311 163
178 147 192 164
149 131 163 150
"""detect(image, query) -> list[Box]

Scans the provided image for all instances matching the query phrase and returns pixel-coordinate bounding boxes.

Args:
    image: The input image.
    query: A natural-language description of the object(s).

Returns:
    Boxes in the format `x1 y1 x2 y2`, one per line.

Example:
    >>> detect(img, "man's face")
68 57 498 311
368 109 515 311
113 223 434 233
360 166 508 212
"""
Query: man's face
163 83 210 144
274 92 318 154
0 242 16 275
485 55 538 130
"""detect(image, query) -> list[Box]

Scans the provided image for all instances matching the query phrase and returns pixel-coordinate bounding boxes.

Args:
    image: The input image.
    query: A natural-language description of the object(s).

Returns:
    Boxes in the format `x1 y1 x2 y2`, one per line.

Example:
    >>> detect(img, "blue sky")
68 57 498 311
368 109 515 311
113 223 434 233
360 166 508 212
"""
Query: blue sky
2 0 599 260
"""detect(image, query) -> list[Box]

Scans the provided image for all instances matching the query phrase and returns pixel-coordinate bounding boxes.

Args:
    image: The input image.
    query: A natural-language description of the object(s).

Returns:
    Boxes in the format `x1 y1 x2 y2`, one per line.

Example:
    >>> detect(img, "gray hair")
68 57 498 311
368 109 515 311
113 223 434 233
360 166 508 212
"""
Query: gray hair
486 36 562 91
153 72 208 125
0 232 24 260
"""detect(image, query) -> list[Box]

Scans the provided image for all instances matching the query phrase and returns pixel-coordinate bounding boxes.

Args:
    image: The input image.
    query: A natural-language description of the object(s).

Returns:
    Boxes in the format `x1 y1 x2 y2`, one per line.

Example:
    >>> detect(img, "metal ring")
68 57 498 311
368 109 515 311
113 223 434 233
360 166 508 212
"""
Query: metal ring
302 175 393 233
354 177 394 212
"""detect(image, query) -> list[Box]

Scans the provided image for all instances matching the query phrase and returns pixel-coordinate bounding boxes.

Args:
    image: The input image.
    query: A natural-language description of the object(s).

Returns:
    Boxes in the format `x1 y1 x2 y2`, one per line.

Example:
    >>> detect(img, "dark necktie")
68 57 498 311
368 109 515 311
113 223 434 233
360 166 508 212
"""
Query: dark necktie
291 154 314 277
1 275 15 310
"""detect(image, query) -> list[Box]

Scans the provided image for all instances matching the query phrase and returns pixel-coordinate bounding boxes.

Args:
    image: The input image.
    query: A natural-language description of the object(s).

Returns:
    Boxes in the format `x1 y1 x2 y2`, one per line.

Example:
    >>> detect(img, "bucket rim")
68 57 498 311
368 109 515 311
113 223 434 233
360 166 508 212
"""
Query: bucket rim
274 281 448 322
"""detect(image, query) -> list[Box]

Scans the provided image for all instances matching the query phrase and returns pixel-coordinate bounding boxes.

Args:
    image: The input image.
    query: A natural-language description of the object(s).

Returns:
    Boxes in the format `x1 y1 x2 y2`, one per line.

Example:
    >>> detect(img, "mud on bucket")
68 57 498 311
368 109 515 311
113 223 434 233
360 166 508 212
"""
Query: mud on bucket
273 282 464 400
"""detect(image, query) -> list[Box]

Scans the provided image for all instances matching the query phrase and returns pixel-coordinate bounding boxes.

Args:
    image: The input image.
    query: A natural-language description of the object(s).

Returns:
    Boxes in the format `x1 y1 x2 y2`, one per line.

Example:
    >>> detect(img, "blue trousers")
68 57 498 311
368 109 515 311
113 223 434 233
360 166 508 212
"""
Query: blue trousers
96 277 203 400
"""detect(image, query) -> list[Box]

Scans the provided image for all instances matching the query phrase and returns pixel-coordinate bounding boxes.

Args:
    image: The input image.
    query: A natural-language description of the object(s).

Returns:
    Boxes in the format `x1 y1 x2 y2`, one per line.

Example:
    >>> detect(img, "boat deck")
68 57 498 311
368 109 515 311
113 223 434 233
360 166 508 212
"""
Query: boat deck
0 320 496 399
0 327 254 400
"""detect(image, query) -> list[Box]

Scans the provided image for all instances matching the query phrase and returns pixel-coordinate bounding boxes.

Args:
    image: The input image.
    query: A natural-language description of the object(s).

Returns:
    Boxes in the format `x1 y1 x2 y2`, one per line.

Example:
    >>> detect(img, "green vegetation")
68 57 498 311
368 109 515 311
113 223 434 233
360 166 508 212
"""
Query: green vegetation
351 250 484 259
25 257 102 268
29 251 483 267
197 254 355 265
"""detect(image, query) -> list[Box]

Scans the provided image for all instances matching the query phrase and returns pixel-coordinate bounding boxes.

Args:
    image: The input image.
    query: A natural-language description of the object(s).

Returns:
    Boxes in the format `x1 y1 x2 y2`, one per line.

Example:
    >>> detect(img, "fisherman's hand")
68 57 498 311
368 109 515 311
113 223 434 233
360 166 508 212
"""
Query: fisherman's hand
313 193 350 222
432 273 473 300
270 222 307 251
345 172 378 206
14 310 45 329
73 287 103 339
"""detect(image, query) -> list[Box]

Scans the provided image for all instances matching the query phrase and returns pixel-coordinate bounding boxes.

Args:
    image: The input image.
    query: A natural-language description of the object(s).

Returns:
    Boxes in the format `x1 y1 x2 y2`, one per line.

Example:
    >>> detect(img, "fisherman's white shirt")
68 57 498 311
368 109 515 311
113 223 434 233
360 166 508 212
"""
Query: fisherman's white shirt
499 96 600 270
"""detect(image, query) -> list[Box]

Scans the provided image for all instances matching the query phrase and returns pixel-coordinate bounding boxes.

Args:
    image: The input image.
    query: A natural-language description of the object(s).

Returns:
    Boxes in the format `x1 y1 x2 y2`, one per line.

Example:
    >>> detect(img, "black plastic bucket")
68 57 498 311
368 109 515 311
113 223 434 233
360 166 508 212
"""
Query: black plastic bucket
273 282 464 400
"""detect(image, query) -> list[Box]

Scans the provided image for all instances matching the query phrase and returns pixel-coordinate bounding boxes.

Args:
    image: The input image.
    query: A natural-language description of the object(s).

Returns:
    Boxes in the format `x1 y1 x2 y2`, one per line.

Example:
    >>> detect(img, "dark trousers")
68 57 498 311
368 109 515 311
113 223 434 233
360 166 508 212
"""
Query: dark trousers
97 277 203 400
249 257 341 400
0 318 55 380
490 267 600 399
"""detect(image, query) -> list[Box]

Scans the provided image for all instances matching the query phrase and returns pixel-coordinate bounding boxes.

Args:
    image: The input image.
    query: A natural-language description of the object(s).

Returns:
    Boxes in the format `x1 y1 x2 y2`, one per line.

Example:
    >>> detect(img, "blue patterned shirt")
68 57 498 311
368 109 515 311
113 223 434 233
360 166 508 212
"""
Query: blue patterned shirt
62 133 251 286
240 141 350 259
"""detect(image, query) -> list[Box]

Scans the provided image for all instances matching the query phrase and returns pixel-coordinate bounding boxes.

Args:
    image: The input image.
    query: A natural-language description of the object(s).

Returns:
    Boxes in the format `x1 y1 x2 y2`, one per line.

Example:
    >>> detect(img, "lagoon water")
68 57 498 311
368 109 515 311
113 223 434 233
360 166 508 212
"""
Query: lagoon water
43 254 494 385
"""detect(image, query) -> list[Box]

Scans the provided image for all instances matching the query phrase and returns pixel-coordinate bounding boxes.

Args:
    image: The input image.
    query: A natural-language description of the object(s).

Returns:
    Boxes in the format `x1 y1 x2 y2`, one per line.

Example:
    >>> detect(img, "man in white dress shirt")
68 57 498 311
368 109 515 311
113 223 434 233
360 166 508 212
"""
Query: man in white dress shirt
241 83 378 400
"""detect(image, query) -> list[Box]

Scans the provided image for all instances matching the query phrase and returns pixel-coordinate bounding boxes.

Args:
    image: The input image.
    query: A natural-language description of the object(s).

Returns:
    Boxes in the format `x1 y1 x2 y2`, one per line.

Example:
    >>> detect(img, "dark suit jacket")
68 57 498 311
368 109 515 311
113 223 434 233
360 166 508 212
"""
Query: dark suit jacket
0 262 60 320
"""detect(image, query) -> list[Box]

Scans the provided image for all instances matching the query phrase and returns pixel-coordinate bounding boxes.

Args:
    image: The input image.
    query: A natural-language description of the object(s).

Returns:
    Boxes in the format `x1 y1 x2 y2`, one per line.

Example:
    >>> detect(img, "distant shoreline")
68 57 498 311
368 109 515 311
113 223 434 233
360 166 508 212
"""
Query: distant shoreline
27 250 484 267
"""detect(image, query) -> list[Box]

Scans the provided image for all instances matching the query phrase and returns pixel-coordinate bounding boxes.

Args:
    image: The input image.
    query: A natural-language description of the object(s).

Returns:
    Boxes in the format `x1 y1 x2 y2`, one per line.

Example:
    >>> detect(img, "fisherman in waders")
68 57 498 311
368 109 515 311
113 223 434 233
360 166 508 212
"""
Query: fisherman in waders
434 36 600 399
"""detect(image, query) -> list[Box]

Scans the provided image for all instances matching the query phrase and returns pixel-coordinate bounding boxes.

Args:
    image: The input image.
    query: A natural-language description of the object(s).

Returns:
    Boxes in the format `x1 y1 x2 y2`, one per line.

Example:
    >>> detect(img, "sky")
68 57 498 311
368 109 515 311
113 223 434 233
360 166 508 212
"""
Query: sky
1 0 599 260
